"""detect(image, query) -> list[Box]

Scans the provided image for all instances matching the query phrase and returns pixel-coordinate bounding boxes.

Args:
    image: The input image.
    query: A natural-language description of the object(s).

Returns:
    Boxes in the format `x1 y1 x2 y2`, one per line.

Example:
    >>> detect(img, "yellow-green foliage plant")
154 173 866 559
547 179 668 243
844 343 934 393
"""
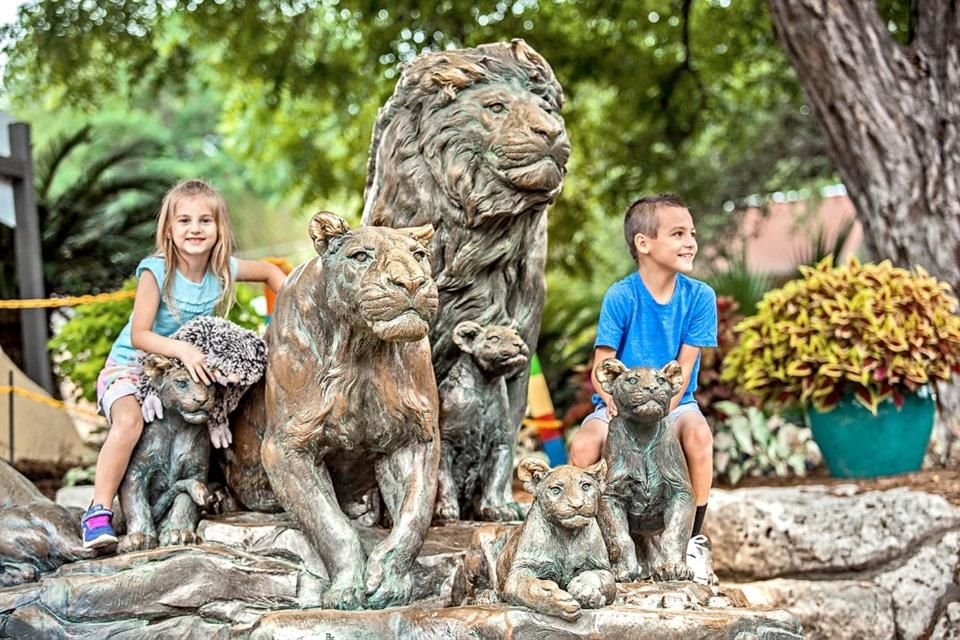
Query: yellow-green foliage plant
721 256 960 414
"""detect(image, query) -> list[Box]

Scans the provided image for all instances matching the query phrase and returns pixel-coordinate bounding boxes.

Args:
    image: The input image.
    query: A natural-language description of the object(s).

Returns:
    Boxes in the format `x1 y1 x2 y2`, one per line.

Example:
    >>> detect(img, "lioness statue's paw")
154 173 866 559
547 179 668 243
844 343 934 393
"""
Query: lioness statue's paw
612 559 640 583
365 559 414 609
433 496 460 522
118 532 158 553
652 561 694 582
566 573 608 609
159 527 199 547
322 578 366 610
477 501 522 522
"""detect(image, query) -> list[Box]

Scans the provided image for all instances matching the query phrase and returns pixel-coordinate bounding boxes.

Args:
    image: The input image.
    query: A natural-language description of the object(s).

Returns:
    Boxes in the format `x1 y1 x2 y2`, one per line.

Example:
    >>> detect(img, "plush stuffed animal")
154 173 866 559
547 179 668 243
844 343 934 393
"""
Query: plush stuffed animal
137 316 266 448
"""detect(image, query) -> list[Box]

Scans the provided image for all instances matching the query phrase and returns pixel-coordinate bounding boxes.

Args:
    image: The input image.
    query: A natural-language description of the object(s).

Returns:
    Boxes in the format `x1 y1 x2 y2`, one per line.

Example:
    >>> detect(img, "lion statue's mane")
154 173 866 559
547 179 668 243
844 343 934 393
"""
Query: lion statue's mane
362 39 568 374
361 39 570 470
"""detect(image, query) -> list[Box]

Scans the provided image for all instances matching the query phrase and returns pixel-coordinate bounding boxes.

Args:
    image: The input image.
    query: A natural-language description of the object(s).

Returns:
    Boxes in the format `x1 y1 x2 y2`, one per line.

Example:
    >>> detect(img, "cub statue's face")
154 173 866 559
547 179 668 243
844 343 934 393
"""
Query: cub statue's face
308 212 439 342
452 320 530 377
142 355 215 426
517 457 607 530
595 359 684 422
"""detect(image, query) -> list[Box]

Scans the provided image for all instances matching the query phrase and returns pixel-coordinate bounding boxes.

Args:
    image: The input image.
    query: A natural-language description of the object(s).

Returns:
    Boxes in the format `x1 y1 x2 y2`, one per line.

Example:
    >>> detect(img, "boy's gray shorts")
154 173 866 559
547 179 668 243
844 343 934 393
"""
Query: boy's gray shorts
581 402 703 427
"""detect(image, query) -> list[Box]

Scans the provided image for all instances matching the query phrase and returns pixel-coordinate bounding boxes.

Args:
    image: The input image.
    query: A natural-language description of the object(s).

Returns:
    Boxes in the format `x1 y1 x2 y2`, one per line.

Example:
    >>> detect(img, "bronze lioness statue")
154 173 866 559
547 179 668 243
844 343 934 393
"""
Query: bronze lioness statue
227 212 440 610
457 458 615 621
595 359 696 582
119 354 214 553
435 320 530 522
362 40 570 495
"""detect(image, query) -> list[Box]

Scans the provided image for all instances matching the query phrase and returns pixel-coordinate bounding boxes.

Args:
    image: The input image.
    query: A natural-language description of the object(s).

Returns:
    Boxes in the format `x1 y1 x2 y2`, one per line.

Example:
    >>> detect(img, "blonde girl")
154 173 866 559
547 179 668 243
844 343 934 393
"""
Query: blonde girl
82 179 286 549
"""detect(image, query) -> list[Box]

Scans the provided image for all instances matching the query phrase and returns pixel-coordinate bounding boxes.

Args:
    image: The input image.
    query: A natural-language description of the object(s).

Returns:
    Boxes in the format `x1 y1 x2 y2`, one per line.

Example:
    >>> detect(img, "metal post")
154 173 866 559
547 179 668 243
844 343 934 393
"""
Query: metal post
8 370 13 464
9 122 53 394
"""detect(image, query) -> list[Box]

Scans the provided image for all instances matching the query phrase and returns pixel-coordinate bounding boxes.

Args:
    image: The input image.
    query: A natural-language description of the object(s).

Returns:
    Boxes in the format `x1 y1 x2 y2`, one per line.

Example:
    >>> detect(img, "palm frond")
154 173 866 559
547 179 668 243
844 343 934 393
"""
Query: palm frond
33 125 92 201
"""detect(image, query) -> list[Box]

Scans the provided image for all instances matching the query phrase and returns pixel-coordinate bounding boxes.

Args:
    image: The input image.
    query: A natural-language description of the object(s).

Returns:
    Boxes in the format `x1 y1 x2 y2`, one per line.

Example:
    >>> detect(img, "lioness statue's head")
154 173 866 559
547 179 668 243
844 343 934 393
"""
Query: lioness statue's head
364 39 570 226
595 359 684 422
517 457 607 530
142 355 215 425
308 211 439 342
452 320 530 377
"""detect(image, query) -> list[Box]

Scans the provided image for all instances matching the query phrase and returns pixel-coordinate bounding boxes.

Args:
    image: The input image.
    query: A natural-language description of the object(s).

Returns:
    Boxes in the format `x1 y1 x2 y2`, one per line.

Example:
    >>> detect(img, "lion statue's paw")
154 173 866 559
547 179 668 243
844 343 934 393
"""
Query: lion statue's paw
566 573 609 609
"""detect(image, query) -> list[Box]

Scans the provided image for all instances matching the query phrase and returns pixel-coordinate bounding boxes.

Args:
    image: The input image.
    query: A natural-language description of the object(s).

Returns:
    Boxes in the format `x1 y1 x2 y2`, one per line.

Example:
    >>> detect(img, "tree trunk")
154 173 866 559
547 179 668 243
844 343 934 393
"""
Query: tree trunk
767 0 960 439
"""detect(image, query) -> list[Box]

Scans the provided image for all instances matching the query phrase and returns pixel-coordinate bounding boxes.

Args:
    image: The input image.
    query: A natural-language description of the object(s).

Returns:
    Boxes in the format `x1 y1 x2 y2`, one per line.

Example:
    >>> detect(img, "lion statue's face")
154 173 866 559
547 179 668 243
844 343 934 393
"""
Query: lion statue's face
420 82 570 215
309 212 439 342
429 82 569 195
517 457 607 530
143 355 215 425
596 359 684 422
452 320 530 377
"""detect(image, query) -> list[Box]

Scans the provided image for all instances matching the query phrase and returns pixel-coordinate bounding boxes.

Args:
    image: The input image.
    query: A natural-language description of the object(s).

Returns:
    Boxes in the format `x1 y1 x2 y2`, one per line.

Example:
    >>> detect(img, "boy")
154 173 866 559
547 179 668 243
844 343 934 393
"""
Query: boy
569 193 718 584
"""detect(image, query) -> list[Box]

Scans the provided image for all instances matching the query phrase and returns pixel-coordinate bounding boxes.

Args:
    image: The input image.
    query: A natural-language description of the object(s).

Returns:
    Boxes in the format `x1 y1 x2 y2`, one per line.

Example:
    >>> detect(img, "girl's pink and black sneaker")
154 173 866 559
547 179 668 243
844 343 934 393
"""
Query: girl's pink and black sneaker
81 504 118 549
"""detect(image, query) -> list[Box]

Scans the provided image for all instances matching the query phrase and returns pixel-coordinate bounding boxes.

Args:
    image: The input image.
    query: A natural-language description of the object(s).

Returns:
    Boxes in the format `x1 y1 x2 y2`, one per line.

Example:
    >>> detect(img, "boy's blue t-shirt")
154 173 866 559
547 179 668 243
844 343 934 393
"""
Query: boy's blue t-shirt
594 272 718 406
108 255 238 365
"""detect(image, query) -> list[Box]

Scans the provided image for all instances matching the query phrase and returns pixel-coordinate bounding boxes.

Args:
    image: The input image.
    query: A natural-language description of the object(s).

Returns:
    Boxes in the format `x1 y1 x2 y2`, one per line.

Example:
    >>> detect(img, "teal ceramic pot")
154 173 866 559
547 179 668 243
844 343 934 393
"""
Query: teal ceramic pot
806 387 935 478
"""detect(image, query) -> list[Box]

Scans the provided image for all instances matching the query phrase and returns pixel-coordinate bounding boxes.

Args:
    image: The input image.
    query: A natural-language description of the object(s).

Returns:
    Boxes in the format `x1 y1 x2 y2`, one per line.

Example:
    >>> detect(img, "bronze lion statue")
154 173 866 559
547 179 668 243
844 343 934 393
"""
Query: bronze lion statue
361 40 570 500
226 212 440 611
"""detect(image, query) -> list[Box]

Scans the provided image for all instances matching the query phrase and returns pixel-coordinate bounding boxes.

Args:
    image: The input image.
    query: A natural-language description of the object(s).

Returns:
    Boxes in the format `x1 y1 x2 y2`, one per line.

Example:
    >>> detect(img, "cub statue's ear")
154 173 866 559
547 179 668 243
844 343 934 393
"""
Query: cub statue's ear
400 224 435 248
595 358 627 394
584 459 608 494
661 360 684 395
452 321 483 354
142 354 176 383
308 211 350 255
517 457 551 495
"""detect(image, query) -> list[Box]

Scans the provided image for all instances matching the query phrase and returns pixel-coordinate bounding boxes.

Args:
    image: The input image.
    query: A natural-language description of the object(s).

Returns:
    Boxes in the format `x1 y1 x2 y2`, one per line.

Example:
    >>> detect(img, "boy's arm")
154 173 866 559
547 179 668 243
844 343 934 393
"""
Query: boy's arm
591 346 619 416
236 258 287 293
670 344 703 412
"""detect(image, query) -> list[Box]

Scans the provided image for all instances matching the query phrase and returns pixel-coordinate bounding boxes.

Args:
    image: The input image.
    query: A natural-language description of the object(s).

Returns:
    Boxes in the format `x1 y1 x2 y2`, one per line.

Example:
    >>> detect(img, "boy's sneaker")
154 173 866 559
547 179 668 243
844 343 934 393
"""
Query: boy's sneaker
81 504 118 549
686 534 718 585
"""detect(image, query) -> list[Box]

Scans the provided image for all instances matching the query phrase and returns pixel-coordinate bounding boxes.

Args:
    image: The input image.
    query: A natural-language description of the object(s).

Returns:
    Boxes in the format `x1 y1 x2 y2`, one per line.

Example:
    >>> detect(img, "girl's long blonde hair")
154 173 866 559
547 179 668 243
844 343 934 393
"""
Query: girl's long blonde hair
154 179 236 317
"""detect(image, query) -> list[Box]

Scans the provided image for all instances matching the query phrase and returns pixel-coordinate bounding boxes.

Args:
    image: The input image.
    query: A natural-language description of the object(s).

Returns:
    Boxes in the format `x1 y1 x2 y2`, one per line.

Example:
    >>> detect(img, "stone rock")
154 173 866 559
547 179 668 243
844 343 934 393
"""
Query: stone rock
246 596 803 640
873 531 960 639
738 579 895 640
709 487 960 578
54 485 94 512
199 513 479 602
931 601 960 640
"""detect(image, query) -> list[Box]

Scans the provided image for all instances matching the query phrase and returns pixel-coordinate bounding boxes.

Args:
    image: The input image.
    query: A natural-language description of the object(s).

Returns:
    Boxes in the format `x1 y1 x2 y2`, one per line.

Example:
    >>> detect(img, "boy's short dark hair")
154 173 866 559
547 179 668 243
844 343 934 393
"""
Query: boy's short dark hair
623 193 689 261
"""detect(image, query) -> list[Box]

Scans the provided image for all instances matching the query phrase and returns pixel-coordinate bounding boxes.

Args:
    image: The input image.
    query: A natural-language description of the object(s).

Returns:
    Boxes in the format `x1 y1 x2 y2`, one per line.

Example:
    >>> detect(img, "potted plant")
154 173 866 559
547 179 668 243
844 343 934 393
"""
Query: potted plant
721 257 960 478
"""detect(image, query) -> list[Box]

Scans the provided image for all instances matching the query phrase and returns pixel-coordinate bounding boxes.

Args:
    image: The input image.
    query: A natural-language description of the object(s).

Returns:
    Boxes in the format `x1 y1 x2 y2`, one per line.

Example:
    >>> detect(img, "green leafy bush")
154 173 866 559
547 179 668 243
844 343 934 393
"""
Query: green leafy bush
712 401 821 485
50 280 267 403
721 257 960 413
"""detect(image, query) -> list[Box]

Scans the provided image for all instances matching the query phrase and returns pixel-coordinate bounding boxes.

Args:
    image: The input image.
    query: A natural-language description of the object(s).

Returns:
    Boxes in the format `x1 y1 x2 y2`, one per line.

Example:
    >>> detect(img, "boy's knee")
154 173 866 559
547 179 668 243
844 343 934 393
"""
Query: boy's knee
569 421 606 467
679 417 713 456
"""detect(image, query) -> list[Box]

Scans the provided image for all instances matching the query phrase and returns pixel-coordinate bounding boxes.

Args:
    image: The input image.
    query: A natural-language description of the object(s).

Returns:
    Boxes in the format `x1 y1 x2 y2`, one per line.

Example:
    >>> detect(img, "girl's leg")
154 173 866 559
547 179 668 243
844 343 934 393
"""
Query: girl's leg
92 395 144 508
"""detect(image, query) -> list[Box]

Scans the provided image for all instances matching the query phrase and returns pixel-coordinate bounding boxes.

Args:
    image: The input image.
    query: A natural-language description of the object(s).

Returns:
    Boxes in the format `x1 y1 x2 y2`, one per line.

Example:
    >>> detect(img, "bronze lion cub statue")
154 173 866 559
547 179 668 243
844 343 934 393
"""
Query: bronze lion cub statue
457 458 616 621
227 212 440 611
119 354 214 553
435 320 530 522
595 359 696 582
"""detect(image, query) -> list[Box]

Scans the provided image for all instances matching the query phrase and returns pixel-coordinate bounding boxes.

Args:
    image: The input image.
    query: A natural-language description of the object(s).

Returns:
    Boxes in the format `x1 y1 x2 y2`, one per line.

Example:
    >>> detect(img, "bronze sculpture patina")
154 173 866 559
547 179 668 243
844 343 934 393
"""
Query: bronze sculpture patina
118 354 215 553
435 320 530 522
361 40 570 516
228 212 440 610
459 457 616 621
594 359 696 582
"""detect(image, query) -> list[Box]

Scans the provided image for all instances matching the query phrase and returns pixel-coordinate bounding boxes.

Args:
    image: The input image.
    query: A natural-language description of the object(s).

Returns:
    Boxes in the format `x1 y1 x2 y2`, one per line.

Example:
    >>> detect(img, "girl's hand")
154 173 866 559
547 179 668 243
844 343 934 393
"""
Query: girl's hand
176 343 211 385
